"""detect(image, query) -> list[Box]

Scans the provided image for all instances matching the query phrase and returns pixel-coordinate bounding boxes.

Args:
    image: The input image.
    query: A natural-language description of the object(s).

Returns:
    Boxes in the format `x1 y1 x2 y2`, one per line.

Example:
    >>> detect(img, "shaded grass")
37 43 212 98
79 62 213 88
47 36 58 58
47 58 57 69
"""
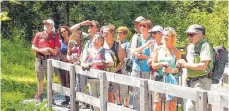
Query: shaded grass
1 39 58 110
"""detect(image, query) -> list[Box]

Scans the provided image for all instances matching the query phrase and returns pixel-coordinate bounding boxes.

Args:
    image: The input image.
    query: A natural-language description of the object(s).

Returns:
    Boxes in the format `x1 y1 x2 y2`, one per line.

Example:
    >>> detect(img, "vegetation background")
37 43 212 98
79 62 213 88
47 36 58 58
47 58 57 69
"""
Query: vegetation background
1 1 228 110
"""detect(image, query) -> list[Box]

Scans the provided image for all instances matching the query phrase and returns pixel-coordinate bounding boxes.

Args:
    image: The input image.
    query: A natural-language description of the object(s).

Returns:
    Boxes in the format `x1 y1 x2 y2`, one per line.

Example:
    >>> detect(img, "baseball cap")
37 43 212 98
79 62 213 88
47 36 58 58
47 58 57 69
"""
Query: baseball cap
134 16 145 22
148 25 163 33
185 24 205 35
43 19 55 32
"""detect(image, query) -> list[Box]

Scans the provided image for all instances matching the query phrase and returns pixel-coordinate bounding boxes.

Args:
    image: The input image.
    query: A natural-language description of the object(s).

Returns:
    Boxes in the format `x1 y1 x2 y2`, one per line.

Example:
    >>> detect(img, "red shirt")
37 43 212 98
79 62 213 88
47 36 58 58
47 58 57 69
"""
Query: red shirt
32 31 60 48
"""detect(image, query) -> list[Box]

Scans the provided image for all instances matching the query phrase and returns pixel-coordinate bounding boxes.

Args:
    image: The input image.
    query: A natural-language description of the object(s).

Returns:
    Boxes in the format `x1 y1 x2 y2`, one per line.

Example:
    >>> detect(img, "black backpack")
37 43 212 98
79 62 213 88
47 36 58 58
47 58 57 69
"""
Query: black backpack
211 46 228 84
195 40 228 84
125 35 142 72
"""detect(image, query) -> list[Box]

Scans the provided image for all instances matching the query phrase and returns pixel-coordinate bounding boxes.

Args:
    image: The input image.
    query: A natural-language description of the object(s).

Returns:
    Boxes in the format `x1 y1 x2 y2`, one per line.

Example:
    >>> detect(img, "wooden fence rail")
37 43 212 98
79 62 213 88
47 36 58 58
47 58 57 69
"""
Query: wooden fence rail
47 59 229 111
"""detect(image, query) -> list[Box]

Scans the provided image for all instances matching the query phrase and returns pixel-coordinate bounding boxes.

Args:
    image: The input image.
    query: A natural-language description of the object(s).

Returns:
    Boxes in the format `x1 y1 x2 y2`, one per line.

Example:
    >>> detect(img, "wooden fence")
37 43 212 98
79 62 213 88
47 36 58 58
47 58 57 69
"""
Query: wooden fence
47 59 229 111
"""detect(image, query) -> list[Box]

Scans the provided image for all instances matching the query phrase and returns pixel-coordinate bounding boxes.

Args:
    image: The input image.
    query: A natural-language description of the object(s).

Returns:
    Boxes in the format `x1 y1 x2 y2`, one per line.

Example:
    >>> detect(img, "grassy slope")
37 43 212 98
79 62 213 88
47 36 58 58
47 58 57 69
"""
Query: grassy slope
1 39 41 110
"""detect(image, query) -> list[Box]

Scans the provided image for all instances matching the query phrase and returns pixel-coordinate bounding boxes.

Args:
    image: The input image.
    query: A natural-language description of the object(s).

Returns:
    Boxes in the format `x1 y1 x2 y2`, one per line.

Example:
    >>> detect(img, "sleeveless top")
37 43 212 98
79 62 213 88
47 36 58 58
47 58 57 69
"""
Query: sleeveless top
157 46 178 101
60 40 68 55
132 36 151 72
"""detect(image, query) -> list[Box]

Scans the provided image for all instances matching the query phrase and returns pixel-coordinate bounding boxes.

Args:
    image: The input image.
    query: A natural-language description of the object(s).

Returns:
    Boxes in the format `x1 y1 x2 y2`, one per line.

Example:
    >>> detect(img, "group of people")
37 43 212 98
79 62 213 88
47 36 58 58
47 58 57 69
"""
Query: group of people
31 16 213 111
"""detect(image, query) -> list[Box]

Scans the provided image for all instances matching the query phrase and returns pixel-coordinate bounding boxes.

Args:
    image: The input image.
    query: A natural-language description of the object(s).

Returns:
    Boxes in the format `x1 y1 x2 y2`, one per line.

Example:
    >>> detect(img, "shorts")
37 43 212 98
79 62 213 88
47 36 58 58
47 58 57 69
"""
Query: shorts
35 58 60 81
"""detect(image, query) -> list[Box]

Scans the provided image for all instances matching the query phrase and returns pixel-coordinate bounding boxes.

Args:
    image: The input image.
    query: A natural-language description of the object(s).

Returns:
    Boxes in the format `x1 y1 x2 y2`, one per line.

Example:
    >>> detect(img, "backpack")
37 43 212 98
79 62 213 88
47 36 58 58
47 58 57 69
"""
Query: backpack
100 47 118 72
125 34 141 72
194 40 228 84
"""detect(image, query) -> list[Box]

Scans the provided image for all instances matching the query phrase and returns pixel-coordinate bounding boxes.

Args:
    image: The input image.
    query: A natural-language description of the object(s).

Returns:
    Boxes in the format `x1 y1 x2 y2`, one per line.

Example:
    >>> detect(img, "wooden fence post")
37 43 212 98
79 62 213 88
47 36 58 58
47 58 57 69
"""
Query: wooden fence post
140 80 149 111
196 91 207 111
47 59 53 109
100 71 108 111
70 65 76 111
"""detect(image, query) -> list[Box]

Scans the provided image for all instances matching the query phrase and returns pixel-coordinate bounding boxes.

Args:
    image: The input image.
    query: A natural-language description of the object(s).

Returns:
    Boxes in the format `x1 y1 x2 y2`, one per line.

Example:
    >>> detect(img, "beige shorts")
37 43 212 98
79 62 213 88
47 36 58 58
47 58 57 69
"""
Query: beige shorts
35 58 60 81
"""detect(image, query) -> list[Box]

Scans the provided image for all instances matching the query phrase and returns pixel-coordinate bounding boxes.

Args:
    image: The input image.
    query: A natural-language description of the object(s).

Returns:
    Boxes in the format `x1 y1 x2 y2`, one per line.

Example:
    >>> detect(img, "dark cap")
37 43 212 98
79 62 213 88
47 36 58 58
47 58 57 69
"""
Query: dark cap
185 24 205 35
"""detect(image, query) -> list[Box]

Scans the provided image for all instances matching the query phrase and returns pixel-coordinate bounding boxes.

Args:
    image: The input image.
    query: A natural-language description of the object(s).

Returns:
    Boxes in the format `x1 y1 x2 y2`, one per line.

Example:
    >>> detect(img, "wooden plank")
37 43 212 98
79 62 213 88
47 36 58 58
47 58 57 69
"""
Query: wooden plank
47 59 53 109
52 59 70 71
196 91 207 111
107 102 136 111
208 91 229 108
148 80 200 100
69 65 76 111
75 65 100 79
75 92 100 108
52 83 70 96
100 71 108 111
140 80 148 111
106 71 141 87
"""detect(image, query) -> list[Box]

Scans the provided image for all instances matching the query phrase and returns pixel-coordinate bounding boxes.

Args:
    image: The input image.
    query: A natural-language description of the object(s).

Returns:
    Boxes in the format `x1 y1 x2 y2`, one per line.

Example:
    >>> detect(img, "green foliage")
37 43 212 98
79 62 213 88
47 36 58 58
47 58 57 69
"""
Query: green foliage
1 1 228 48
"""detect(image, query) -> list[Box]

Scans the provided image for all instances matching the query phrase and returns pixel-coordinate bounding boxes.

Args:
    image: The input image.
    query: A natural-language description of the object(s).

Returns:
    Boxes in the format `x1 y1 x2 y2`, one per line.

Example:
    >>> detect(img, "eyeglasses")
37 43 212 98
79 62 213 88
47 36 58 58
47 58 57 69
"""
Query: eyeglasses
117 32 123 34
61 30 67 34
139 25 147 28
187 33 198 37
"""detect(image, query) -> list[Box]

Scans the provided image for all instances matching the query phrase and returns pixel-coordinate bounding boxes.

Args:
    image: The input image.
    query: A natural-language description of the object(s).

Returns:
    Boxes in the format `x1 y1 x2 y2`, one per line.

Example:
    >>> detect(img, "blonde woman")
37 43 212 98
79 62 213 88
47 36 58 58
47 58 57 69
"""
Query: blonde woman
151 27 181 111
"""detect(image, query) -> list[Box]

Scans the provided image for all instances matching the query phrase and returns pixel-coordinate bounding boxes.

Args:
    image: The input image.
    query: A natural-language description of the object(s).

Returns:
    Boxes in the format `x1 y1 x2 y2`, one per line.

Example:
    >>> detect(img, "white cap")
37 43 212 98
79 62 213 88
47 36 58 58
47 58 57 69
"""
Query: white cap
43 19 55 32
148 25 163 33
134 16 145 22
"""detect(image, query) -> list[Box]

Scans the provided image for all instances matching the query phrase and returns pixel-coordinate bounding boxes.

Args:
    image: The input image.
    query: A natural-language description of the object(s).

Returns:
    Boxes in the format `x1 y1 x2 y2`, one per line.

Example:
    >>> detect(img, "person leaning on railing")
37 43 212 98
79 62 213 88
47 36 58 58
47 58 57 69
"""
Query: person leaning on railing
102 24 126 104
82 33 114 111
151 27 181 111
176 24 213 111
130 19 153 111
57 26 71 105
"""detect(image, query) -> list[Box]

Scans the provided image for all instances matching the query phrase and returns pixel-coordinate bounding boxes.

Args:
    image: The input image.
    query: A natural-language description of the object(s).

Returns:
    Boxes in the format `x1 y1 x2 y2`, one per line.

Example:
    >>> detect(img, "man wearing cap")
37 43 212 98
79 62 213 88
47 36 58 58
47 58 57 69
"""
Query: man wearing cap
177 24 213 111
31 19 61 102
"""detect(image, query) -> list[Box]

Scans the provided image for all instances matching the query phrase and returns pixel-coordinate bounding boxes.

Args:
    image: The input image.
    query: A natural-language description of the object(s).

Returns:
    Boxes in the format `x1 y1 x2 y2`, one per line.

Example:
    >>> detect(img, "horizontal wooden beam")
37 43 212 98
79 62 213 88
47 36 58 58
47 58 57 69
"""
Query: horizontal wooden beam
75 92 100 108
107 103 136 111
105 72 141 87
75 65 101 79
51 59 70 71
147 80 201 101
52 83 70 96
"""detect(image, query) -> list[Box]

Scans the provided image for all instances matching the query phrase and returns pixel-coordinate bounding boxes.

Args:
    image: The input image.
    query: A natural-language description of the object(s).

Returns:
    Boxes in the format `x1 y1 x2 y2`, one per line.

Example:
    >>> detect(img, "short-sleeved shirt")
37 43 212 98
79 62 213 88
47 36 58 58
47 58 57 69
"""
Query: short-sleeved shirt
32 31 60 49
186 41 213 77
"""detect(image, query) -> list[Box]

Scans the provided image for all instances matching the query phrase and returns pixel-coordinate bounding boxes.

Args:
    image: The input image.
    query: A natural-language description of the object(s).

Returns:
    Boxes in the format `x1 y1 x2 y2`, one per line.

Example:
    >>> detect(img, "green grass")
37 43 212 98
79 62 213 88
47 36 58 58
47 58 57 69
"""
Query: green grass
1 39 57 110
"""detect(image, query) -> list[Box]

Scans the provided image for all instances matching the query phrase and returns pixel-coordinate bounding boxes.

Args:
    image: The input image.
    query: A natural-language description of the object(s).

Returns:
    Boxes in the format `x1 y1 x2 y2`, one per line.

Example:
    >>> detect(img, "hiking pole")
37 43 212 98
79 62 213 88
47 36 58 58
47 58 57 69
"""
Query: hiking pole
162 66 168 111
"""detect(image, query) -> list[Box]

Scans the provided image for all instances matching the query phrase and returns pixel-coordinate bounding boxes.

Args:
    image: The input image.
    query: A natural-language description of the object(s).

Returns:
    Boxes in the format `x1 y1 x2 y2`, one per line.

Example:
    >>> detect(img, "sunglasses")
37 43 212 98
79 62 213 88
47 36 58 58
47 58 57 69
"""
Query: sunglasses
187 33 198 37
61 30 67 34
139 25 147 28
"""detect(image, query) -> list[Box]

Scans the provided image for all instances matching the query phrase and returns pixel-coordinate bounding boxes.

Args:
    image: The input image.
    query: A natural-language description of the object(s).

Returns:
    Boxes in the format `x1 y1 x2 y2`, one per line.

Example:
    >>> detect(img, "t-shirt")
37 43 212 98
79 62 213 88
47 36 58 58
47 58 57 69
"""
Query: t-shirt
186 42 213 77
32 31 60 49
